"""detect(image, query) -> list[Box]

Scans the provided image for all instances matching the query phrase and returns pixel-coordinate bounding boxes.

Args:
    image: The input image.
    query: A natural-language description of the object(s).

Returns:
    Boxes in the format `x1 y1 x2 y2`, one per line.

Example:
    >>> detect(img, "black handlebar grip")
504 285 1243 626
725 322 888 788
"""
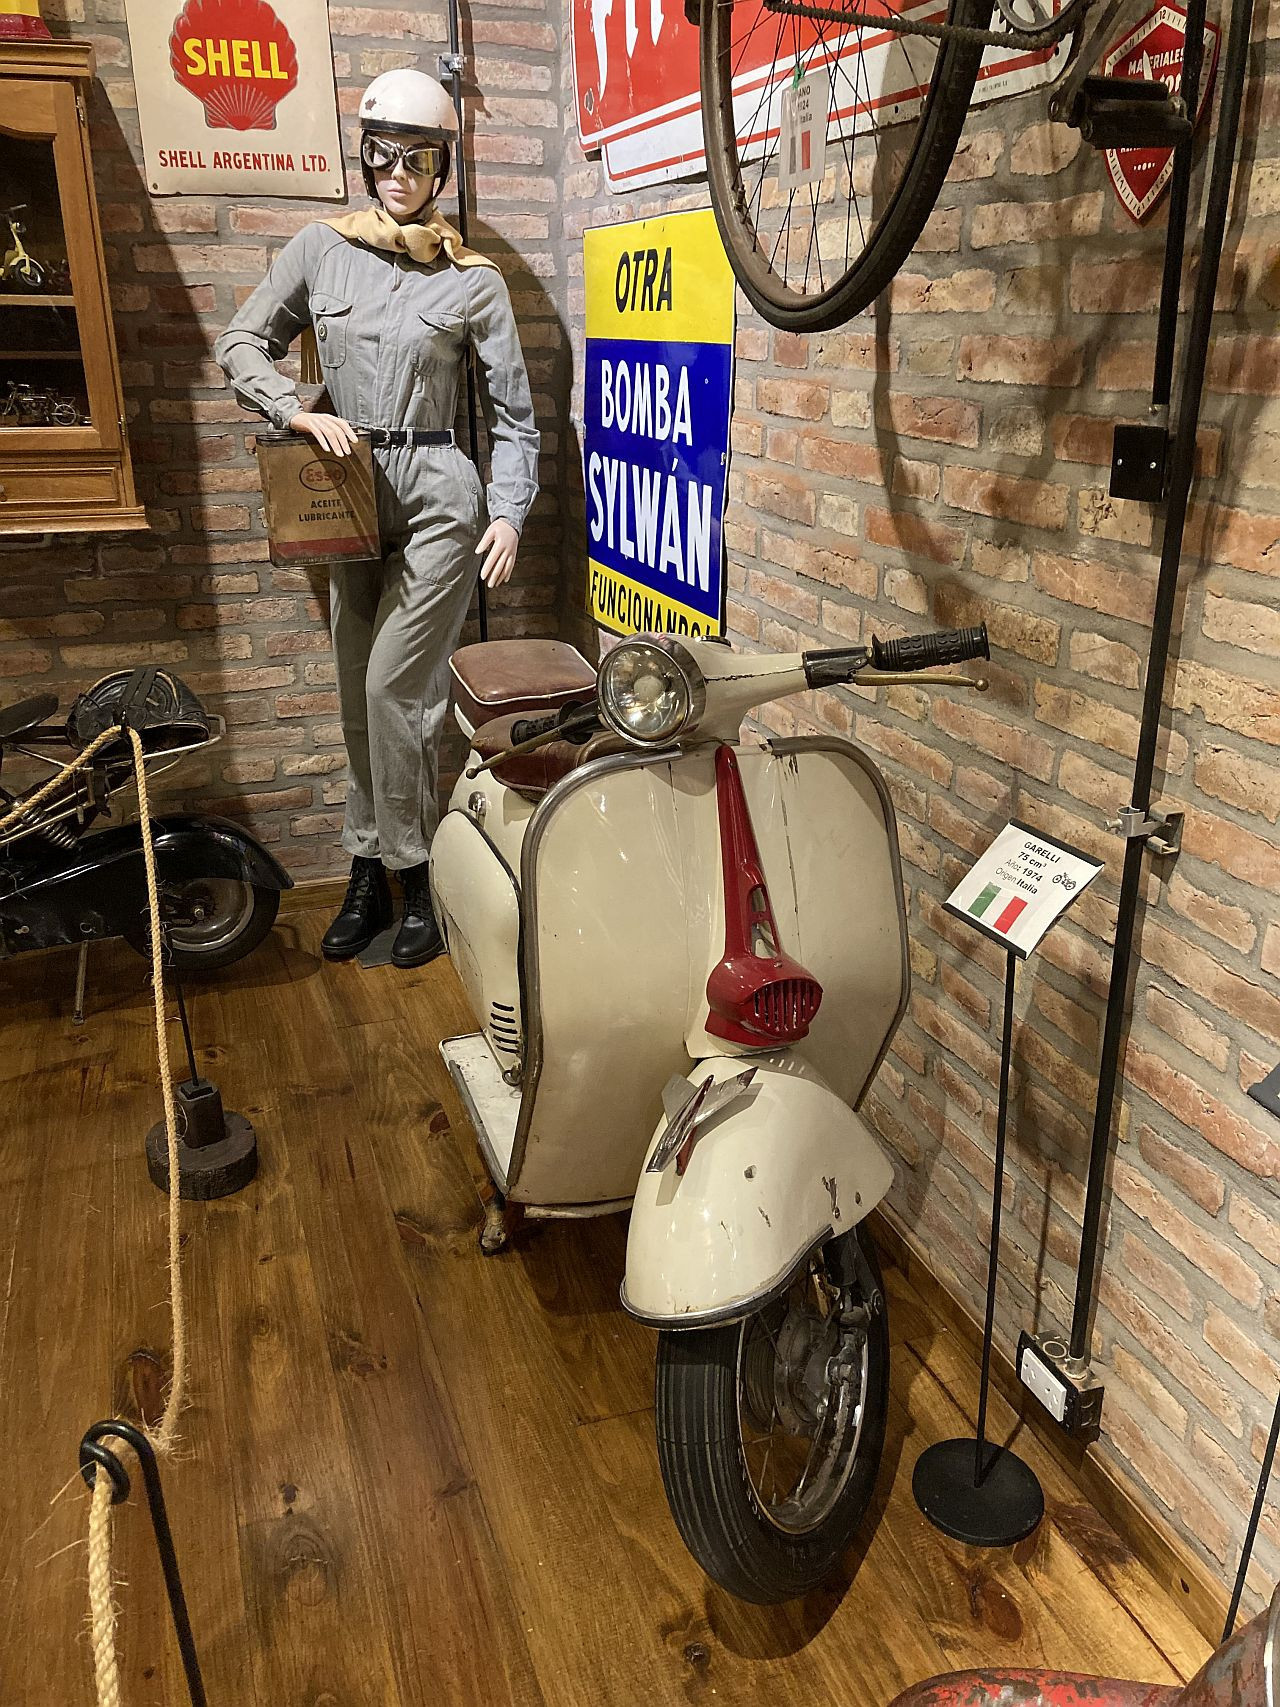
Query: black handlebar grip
871 623 990 673
509 711 561 745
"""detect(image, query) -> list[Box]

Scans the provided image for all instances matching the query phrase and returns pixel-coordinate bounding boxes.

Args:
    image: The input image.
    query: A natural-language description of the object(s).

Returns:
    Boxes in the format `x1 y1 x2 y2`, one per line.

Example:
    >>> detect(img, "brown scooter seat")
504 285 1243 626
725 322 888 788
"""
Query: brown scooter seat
450 640 596 733
471 712 624 803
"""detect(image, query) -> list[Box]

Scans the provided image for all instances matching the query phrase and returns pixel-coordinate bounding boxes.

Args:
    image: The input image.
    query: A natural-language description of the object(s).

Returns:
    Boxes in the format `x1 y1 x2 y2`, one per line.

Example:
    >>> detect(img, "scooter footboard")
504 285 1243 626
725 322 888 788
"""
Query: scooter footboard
621 1055 894 1329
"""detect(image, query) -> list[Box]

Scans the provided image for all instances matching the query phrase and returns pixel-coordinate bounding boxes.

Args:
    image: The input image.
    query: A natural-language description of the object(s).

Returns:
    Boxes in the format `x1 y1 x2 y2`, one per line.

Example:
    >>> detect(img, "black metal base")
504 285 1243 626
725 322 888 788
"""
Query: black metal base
146 1078 258 1200
912 1437 1044 1546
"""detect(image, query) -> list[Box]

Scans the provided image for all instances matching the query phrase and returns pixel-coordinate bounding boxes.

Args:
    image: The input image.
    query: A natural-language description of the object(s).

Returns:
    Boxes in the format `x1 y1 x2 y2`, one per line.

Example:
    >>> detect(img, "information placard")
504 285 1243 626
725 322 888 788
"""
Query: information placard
583 209 734 637
944 820 1103 959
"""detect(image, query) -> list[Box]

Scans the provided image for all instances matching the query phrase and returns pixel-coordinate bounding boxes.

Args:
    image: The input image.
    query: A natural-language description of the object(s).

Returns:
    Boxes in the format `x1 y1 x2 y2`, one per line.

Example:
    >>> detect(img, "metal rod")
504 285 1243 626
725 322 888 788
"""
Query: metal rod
1069 0 1255 1362
1151 0 1209 410
173 980 202 1089
1223 1387 1280 1641
443 0 488 642
79 1420 209 1707
72 939 89 1027
976 948 1018 1486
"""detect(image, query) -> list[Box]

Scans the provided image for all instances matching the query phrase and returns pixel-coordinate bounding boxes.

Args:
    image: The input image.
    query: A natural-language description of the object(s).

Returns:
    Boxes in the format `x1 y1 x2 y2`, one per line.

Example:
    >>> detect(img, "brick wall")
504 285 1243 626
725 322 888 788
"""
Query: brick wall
559 17 1280 1608
3 0 1279 1618
1 0 569 873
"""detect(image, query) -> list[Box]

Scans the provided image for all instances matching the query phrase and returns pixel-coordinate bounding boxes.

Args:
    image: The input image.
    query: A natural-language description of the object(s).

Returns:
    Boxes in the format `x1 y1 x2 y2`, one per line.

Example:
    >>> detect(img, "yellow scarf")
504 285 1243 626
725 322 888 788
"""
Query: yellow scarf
324 203 499 271
299 204 497 383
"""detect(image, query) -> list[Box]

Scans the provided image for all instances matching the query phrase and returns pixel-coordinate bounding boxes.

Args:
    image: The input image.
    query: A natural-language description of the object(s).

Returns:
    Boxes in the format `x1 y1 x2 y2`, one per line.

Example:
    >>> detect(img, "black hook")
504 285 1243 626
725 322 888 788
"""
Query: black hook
77 1419 209 1707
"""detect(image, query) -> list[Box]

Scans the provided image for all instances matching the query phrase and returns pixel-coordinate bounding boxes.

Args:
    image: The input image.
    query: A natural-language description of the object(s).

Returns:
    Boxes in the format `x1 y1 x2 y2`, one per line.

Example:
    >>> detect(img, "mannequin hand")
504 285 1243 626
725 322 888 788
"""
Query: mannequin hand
476 519 519 589
289 410 358 457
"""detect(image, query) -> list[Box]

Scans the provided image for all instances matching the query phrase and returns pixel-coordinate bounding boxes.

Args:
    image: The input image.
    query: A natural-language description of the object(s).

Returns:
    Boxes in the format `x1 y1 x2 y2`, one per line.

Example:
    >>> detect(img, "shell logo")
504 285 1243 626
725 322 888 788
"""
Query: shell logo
169 0 299 132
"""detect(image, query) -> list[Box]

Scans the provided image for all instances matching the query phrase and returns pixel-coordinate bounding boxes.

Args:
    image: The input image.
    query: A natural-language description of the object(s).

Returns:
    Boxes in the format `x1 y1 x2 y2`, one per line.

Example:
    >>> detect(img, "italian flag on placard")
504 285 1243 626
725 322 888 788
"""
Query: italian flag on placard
967 883 1028 938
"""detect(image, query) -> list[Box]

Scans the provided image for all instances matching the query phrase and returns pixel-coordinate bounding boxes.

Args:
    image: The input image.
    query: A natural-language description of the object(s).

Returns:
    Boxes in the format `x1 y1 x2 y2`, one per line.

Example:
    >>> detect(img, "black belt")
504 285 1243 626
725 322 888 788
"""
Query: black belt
361 427 455 448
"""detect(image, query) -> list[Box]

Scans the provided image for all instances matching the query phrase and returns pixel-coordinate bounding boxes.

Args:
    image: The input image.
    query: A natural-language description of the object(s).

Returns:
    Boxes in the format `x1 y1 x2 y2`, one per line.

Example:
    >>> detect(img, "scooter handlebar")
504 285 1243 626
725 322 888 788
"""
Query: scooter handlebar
870 624 989 674
508 701 599 748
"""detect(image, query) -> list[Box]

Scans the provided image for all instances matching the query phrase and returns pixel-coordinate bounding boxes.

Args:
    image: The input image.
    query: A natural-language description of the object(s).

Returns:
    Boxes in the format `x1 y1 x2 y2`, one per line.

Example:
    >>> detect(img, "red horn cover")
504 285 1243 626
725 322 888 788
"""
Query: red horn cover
705 744 822 1046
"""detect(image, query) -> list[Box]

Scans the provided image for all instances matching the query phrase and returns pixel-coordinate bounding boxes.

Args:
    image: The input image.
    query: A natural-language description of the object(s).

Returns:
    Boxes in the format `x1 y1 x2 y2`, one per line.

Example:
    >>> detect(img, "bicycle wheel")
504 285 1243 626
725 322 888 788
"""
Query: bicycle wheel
701 0 993 331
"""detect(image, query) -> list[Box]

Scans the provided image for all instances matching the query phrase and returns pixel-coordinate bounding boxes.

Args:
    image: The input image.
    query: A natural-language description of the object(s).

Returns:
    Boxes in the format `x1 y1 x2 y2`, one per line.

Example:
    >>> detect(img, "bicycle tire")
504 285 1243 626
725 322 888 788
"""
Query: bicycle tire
701 0 994 332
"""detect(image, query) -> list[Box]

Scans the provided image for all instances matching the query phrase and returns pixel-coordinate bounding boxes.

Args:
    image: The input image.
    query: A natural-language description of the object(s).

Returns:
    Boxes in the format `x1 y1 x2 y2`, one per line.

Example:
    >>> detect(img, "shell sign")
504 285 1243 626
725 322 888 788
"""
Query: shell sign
125 0 344 197
169 0 299 131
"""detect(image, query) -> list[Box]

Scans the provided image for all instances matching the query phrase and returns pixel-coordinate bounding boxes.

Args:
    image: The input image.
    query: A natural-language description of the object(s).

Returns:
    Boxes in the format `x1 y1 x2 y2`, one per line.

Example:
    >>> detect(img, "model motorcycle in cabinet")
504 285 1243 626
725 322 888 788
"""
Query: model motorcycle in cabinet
430 622 991 1602
0 667 291 972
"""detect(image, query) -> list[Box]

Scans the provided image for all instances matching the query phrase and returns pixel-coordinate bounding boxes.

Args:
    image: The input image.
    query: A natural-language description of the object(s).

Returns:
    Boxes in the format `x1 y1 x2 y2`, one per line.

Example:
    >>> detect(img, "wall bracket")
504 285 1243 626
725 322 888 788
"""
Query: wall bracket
1105 804 1184 856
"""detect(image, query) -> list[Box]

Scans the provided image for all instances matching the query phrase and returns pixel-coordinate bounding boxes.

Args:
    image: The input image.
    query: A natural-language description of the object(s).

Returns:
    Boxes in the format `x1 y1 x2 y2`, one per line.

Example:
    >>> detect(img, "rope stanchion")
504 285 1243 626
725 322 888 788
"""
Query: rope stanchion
2 719 195 1704
80 728 192 1704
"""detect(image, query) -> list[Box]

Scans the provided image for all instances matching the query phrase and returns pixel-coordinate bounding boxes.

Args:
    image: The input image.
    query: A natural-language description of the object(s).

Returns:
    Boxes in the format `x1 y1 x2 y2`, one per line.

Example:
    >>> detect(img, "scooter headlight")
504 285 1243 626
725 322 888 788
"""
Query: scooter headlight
597 637 706 746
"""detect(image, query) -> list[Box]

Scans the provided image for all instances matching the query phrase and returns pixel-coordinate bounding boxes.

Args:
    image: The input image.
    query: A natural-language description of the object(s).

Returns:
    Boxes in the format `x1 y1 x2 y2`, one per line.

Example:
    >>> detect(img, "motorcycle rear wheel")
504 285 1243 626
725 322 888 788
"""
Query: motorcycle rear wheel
124 877 279 972
655 1225 888 1602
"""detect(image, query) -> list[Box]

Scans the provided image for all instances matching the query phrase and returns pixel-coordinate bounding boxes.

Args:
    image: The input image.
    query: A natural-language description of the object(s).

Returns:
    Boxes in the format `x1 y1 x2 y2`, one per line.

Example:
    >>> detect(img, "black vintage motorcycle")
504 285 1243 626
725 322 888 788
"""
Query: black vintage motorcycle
0 667 291 972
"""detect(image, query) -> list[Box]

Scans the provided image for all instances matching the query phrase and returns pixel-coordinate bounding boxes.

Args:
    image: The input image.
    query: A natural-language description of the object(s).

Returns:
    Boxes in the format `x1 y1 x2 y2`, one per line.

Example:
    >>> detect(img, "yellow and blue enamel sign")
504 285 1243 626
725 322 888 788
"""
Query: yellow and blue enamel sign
583 209 735 637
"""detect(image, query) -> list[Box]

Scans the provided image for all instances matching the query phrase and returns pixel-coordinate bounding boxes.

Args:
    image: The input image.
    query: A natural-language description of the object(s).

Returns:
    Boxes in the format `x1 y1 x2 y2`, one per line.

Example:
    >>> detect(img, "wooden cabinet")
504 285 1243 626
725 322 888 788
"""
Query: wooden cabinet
0 40 145 533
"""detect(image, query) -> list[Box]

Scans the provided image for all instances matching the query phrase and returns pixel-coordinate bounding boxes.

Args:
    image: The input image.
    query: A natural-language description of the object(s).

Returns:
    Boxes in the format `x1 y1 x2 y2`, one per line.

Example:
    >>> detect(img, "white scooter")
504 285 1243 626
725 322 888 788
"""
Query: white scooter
430 621 990 1603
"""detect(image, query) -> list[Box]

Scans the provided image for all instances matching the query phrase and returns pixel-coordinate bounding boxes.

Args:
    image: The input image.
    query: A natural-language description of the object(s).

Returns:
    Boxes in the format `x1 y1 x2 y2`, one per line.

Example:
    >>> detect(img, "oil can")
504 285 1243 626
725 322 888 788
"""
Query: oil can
254 431 380 566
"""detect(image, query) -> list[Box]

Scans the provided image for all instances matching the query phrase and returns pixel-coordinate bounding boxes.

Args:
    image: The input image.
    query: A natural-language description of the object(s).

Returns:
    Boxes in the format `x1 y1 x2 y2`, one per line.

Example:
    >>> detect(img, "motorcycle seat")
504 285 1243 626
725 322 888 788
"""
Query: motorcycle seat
0 692 58 743
450 640 596 737
470 712 626 803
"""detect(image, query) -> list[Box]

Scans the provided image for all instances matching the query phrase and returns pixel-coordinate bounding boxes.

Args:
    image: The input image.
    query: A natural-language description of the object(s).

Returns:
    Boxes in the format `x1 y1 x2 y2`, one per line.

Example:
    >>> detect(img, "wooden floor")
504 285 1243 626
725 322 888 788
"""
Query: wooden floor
1 904 1209 1707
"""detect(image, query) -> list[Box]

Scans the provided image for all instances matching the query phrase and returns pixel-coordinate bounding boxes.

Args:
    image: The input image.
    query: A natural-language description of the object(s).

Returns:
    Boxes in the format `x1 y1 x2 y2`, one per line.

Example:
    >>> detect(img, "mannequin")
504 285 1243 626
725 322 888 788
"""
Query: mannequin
215 70 539 967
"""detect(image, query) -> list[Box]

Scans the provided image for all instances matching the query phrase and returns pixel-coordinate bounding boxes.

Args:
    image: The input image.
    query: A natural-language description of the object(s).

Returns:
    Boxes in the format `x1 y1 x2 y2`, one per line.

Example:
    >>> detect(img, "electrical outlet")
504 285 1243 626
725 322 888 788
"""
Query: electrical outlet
1017 1332 1104 1440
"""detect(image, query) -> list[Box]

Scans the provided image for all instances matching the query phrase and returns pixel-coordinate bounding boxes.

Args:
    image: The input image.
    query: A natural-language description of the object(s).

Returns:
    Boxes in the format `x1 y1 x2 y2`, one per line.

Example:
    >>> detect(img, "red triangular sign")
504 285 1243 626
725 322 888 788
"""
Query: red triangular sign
1103 2 1221 223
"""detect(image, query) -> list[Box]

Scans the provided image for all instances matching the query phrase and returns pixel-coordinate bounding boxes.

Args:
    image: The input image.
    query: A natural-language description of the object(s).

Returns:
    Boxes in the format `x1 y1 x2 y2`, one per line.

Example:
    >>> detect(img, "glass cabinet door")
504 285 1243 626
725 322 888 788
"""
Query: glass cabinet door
0 78 119 453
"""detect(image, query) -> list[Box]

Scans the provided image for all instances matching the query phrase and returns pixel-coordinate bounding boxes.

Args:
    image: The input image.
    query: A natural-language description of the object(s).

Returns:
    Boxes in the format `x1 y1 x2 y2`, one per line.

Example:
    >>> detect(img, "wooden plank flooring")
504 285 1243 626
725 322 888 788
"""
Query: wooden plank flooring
0 907 1209 1707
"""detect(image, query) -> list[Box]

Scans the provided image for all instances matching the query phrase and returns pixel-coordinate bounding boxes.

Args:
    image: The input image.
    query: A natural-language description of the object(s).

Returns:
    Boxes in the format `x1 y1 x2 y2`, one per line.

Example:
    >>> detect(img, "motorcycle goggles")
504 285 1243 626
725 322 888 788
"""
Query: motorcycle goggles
360 133 448 179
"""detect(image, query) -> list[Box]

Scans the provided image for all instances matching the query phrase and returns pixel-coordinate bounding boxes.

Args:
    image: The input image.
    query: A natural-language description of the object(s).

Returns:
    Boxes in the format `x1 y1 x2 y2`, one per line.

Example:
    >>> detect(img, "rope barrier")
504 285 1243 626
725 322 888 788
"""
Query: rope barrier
2 724 188 1706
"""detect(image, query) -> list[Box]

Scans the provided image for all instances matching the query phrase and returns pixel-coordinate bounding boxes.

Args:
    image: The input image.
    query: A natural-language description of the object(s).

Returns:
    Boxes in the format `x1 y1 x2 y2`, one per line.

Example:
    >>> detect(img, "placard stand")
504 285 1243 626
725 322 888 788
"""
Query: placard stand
912 821 1102 1545
912 946 1044 1544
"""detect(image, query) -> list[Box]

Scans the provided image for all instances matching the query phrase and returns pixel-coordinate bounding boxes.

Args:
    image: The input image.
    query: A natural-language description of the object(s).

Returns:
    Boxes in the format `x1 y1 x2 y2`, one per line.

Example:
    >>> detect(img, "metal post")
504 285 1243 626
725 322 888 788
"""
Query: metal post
79 1419 208 1707
913 948 1043 1546
72 939 89 1026
975 948 1018 1484
1223 1388 1280 1641
1150 0 1209 410
441 0 488 641
173 979 202 1090
1068 0 1255 1362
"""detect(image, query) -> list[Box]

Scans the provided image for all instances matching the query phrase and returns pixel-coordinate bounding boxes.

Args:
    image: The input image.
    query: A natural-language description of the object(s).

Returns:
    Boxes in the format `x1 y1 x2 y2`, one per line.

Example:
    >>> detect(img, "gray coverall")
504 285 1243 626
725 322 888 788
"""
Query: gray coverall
215 221 540 870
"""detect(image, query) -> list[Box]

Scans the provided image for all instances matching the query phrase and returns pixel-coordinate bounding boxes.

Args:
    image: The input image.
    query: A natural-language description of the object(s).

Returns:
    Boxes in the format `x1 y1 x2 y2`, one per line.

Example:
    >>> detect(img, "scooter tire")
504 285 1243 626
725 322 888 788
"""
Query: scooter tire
654 1227 888 1604
124 880 280 973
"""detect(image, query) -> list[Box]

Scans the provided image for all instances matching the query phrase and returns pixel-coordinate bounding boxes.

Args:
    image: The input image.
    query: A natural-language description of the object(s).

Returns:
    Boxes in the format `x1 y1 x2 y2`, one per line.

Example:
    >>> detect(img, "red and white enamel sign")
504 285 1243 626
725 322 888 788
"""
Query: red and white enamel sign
1102 2 1220 222
125 0 344 197
571 0 1069 192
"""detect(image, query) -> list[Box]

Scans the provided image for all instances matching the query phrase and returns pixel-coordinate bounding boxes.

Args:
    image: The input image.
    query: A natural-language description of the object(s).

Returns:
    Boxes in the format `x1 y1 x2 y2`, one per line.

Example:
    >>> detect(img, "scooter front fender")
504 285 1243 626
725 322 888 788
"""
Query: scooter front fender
621 1055 894 1329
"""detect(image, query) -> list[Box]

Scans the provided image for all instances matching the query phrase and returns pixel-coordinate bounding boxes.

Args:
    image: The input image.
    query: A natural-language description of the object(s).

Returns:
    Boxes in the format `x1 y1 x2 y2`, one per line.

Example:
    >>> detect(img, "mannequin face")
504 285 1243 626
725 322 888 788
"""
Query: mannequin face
367 131 437 222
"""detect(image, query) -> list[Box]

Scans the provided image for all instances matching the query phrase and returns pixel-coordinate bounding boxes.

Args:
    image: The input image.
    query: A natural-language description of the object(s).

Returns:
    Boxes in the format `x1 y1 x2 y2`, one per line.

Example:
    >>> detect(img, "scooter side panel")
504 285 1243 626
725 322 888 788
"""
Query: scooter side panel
429 811 524 1071
513 760 695 1205
779 742 908 1107
445 765 536 878
622 1054 894 1326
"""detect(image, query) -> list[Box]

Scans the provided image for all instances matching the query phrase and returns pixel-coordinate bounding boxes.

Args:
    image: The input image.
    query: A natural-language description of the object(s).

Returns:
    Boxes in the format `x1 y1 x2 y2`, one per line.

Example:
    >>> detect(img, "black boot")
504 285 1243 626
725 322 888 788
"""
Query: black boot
321 855 393 961
392 861 444 968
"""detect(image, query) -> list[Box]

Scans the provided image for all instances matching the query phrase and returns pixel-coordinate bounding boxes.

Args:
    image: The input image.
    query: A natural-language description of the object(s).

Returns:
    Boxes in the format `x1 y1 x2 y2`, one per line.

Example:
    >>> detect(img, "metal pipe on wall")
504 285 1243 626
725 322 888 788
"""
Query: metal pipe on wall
441 0 489 641
1068 0 1256 1362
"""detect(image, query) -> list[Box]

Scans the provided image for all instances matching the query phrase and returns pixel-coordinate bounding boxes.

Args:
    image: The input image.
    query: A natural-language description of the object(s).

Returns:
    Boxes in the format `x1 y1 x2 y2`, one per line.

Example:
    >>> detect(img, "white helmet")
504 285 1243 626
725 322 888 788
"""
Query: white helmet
358 69 457 137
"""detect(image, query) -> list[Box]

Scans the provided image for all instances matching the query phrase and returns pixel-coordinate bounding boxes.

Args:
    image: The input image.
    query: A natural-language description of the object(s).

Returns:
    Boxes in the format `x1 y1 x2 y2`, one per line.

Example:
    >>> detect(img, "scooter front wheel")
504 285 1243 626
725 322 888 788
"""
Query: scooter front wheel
124 877 280 972
655 1226 888 1604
